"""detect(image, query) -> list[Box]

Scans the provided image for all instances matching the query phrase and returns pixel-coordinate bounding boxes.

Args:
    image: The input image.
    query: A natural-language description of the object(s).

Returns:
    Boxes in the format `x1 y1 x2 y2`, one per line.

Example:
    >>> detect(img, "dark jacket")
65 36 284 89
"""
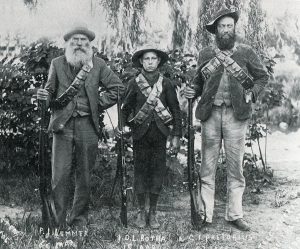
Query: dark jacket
192 43 269 121
45 55 125 134
122 72 182 141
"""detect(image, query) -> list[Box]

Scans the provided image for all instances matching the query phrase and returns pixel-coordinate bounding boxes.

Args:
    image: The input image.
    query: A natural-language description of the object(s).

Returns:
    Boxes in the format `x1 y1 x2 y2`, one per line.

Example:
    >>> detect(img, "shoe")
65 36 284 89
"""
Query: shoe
148 210 160 229
134 209 147 228
193 220 212 232
201 221 212 228
228 218 250 231
68 219 88 232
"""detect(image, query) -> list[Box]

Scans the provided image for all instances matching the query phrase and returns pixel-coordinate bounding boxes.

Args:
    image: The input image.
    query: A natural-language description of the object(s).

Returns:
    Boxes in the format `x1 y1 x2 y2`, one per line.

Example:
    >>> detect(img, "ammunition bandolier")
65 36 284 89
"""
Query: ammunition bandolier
43 54 124 228
201 47 254 90
192 44 269 121
51 64 92 109
122 72 182 141
130 73 172 125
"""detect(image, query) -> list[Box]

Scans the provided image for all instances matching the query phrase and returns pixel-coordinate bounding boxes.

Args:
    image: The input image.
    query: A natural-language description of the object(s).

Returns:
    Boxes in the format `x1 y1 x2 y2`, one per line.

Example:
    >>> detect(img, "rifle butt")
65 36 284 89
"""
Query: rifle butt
120 196 127 227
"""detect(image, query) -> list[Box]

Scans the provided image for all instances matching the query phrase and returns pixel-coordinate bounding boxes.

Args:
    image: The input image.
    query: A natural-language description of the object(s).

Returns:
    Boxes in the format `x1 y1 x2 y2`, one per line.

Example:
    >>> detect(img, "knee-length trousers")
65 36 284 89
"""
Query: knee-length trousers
133 122 167 195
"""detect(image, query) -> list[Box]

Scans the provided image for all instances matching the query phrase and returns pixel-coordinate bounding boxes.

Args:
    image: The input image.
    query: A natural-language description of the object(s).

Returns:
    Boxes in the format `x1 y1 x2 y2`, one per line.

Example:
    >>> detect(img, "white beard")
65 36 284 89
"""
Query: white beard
65 44 93 68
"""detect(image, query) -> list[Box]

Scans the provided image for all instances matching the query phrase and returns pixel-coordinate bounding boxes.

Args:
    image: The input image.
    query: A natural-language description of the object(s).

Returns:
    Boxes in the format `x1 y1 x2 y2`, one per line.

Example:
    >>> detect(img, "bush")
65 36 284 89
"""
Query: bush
0 42 200 173
0 43 64 173
0 41 279 200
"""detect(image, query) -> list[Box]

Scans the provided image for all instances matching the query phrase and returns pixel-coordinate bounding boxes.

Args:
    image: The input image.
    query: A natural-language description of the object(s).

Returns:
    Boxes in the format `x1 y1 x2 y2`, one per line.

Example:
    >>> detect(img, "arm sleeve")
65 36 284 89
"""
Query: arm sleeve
165 79 182 137
247 48 269 102
98 61 125 110
44 60 58 108
121 80 137 127
191 66 205 100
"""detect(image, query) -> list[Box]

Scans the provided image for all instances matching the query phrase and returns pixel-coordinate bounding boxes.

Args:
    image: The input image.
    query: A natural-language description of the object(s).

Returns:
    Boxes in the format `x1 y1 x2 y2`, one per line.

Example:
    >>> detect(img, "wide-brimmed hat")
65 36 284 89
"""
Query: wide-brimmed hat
132 45 169 68
206 5 239 34
63 25 95 41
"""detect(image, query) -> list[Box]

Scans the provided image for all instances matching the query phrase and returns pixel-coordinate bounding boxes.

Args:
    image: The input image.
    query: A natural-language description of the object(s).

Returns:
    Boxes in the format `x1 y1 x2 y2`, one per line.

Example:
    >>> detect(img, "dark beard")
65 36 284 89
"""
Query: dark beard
216 31 236 50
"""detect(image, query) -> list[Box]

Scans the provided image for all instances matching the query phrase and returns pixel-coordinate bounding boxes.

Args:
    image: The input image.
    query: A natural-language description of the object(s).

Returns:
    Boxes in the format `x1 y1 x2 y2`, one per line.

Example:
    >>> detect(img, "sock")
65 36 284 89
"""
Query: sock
149 193 159 212
137 193 146 210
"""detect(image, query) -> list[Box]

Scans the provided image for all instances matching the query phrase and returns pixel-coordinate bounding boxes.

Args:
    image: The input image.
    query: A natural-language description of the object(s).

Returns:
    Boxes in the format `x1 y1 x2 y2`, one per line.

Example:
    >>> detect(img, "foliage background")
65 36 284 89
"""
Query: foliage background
0 1 299 248
0 0 299 179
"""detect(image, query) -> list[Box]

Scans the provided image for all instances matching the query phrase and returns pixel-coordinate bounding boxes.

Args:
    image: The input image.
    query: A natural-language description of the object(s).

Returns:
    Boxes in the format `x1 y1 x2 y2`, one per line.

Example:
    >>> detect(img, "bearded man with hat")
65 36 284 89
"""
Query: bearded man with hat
120 45 182 229
37 25 125 229
183 5 268 231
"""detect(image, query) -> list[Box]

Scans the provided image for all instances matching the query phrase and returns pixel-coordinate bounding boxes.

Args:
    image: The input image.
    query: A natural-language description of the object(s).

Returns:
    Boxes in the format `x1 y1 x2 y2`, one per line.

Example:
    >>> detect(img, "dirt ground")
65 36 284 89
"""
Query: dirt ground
0 129 300 249
178 128 300 249
187 128 300 249
244 129 300 249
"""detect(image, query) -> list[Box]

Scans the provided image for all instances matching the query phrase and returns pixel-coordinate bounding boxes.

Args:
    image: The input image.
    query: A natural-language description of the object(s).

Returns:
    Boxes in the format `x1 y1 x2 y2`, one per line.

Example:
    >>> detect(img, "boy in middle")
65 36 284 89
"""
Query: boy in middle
120 45 182 229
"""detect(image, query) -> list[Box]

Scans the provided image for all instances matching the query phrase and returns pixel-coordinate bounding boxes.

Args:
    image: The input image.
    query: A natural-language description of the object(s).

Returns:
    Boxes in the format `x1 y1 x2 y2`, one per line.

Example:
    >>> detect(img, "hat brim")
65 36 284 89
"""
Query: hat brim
206 11 239 34
64 29 95 41
132 49 169 68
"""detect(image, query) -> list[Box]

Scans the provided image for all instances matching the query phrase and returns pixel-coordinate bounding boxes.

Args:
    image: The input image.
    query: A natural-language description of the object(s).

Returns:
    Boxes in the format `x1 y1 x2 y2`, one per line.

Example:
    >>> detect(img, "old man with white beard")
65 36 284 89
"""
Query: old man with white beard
37 25 125 230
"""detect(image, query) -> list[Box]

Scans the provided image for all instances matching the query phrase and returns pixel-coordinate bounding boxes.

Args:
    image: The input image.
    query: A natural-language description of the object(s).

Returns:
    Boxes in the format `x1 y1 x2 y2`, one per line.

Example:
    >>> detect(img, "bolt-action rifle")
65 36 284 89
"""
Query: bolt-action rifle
116 87 127 227
38 81 57 233
187 92 206 230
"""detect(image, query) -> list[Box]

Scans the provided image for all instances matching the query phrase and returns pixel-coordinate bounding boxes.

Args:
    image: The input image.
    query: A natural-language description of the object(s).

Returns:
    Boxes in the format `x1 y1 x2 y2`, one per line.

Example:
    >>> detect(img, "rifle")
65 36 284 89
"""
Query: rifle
116 87 128 227
38 81 57 233
187 95 206 230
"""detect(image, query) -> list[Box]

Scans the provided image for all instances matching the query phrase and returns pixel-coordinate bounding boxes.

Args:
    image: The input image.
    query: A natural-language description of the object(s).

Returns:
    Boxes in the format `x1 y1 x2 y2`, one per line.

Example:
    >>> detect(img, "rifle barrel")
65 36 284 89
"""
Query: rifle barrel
187 97 202 229
117 87 127 227
38 80 55 231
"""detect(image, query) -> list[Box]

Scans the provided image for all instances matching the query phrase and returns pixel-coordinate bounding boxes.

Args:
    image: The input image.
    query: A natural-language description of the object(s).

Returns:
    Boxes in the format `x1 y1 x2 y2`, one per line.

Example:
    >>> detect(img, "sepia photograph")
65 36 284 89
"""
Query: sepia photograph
0 0 299 248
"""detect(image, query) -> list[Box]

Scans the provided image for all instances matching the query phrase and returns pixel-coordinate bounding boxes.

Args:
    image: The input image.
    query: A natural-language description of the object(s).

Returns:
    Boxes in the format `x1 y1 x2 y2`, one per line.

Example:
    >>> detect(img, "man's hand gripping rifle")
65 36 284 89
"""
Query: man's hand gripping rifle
186 82 206 230
38 80 57 233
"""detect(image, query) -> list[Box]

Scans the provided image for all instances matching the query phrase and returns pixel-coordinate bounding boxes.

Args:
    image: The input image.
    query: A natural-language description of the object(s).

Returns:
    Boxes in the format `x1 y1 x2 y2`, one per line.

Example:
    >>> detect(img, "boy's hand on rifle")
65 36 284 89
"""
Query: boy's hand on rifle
115 127 123 139
182 85 196 99
169 136 180 155
115 127 130 139
37 89 49 101
245 90 253 103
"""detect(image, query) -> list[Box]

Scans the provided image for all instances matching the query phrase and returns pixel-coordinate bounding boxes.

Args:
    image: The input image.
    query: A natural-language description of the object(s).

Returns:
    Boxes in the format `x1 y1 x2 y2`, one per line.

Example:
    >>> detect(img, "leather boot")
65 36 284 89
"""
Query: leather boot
148 210 160 229
134 209 147 228
228 218 250 231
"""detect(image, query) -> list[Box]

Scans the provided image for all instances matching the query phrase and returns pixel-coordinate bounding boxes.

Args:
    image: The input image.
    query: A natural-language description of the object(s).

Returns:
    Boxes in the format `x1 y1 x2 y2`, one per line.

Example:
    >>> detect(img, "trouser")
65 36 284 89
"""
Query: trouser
133 122 167 195
51 116 98 227
200 105 248 222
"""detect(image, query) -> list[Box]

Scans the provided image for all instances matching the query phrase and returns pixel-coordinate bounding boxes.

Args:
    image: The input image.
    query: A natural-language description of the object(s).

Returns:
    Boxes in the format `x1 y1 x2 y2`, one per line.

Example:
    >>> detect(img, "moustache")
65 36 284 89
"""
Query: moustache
74 47 87 52
221 33 234 39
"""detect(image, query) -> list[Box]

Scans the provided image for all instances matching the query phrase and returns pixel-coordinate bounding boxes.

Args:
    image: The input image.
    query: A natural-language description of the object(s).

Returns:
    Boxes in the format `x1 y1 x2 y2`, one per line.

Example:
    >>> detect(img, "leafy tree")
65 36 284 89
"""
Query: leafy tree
2 0 280 182
100 0 148 51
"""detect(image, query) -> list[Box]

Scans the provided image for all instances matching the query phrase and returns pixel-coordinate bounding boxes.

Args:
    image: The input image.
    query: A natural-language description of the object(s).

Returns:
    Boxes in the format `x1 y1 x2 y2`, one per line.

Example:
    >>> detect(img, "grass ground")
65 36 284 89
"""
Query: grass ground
1 129 300 249
0 165 280 249
1 175 299 249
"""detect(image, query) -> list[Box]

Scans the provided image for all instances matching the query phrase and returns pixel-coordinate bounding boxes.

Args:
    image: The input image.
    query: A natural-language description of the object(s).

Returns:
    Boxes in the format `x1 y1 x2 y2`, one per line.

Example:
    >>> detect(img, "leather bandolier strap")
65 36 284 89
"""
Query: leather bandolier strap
51 64 92 109
201 47 254 90
130 73 173 125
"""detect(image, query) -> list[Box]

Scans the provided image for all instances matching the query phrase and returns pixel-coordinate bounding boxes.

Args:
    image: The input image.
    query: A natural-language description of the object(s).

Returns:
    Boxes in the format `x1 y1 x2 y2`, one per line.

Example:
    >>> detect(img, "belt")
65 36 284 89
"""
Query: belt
72 111 90 117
